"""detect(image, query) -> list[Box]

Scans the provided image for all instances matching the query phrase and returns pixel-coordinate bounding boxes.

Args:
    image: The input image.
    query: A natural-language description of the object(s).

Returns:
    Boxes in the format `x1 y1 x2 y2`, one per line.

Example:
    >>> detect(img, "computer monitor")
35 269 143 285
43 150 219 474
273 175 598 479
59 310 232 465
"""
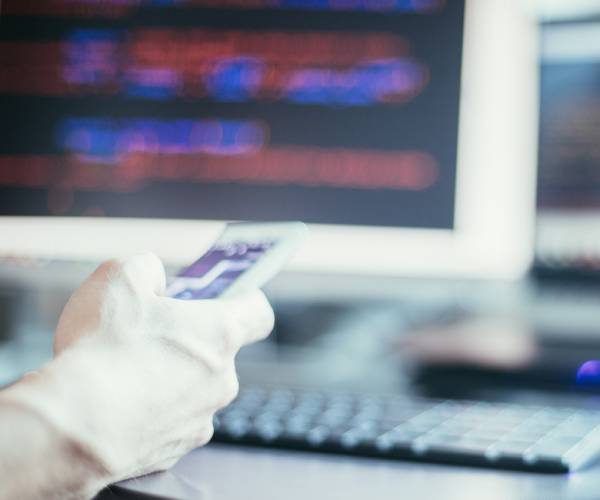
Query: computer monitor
0 0 537 279
536 5 600 274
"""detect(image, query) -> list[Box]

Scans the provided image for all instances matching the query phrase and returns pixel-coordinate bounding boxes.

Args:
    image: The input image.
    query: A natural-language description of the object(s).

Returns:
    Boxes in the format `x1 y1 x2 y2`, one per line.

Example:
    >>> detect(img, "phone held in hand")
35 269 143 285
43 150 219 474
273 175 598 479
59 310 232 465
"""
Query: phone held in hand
165 222 307 300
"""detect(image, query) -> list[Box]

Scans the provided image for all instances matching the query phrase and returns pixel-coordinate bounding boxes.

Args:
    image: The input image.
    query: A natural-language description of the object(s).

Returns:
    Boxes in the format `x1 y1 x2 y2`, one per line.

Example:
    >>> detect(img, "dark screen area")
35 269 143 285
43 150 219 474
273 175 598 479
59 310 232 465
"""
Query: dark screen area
0 0 464 228
537 20 600 210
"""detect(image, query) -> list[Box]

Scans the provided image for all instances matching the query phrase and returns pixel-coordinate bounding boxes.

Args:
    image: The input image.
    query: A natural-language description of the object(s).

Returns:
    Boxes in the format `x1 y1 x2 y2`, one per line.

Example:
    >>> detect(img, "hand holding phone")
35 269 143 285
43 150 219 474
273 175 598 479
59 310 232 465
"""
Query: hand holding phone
165 222 307 300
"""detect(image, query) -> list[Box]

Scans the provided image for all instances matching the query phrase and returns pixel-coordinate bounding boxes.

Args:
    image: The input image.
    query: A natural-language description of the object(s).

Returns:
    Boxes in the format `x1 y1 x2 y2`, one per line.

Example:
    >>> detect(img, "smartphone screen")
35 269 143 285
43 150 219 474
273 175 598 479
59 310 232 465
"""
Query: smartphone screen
166 240 275 300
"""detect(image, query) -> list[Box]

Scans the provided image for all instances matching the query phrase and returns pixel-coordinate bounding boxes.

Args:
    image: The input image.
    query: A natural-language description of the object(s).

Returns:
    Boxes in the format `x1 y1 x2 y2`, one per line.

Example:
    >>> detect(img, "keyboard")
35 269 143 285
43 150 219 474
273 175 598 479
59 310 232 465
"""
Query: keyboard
213 387 600 472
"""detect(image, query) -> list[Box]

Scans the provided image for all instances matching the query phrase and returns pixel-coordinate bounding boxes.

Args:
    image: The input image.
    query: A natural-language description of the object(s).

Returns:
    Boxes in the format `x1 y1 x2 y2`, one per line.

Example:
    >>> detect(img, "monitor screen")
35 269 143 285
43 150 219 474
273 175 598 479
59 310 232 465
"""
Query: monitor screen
0 0 464 230
538 20 600 212
536 16 600 270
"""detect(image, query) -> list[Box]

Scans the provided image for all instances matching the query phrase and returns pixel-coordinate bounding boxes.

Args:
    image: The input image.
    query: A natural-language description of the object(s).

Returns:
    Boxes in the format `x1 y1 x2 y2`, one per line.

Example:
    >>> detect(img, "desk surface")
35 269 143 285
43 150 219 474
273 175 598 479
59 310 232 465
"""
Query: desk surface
116 443 600 500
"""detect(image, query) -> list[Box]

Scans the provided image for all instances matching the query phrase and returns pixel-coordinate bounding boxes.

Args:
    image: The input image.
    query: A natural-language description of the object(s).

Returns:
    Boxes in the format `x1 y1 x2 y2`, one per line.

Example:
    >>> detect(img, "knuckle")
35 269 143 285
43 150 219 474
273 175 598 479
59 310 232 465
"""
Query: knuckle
259 299 275 337
229 291 275 343
253 291 275 329
121 252 162 284
94 259 122 280
194 422 215 448
218 371 240 408
120 257 141 282
204 423 215 443
139 251 161 266
156 457 180 472
138 252 165 283
99 257 139 293
218 311 244 353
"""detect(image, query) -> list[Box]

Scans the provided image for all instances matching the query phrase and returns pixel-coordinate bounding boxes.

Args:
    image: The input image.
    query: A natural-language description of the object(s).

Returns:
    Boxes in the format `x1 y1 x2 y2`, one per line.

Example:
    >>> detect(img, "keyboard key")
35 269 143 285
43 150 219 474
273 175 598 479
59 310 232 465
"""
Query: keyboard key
255 421 284 441
463 428 509 442
426 437 496 457
340 430 366 449
528 436 582 459
306 426 329 446
506 428 549 442
374 434 395 452
224 418 251 438
490 439 533 457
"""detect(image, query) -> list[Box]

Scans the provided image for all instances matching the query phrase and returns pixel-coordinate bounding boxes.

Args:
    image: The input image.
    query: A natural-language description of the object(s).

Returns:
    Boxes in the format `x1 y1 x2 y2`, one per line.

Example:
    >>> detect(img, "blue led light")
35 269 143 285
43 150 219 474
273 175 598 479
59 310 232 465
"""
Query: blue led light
576 360 600 385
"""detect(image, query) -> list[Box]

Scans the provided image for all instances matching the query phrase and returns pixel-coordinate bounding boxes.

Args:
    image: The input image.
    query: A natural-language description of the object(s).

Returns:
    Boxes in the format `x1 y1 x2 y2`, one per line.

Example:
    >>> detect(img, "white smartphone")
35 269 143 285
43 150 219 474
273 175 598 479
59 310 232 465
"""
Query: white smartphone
165 222 307 299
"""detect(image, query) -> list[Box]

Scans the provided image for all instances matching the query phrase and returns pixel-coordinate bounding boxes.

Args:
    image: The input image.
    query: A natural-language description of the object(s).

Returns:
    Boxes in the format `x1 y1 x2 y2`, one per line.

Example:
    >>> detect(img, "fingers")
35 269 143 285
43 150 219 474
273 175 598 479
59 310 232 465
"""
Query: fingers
116 252 167 296
160 289 274 352
219 290 275 346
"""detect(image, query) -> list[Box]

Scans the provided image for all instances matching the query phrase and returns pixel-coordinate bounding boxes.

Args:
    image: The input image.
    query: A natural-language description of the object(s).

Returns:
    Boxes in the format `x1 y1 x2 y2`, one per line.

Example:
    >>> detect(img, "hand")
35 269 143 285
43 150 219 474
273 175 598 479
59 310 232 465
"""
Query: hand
4 254 274 489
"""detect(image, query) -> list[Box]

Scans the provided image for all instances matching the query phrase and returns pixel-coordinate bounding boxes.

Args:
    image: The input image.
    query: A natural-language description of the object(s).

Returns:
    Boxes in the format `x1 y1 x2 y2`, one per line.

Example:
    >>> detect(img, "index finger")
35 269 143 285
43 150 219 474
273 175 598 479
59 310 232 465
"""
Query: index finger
219 290 275 346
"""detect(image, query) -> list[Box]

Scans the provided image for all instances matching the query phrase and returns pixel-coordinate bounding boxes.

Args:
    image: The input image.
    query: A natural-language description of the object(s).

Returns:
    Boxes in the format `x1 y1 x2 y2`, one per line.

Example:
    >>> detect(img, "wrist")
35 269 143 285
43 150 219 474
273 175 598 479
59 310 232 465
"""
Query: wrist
0 395 109 499
1 340 120 489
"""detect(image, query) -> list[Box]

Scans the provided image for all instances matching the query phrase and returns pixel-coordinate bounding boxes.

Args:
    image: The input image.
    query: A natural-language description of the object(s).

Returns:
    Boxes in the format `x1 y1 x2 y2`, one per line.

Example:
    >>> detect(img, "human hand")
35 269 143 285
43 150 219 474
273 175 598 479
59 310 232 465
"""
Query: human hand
5 253 274 489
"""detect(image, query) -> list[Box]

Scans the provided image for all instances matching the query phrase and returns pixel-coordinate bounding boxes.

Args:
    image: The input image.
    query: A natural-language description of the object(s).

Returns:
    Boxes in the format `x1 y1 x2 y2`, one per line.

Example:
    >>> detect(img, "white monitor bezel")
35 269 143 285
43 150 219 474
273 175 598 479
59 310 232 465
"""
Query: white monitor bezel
0 0 538 280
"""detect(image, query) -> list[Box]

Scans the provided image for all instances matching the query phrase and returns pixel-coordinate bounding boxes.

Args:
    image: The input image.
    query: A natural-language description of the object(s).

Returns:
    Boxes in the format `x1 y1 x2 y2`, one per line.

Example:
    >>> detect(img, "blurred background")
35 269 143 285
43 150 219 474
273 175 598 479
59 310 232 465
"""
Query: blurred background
2 0 600 409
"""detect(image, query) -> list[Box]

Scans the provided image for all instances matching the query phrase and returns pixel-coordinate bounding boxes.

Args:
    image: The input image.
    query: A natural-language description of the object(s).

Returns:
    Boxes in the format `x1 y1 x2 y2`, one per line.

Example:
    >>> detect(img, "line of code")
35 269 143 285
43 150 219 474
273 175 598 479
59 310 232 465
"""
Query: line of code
1 29 427 106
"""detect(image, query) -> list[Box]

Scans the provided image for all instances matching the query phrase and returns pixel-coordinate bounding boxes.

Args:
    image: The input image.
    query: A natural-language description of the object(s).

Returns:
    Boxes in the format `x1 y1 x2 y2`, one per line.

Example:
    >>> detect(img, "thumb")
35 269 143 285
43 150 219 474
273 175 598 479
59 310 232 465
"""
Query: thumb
118 252 167 297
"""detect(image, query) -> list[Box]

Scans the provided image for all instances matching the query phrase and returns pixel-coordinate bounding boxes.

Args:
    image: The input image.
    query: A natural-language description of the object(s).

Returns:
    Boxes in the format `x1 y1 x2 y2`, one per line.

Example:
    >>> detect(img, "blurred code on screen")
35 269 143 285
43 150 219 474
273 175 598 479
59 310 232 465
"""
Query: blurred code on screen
0 0 464 228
